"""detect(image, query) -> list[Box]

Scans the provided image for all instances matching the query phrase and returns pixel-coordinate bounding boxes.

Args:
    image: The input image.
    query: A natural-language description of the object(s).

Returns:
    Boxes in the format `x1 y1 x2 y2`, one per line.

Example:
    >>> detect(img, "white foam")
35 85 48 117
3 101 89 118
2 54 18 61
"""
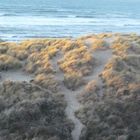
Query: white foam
0 16 140 27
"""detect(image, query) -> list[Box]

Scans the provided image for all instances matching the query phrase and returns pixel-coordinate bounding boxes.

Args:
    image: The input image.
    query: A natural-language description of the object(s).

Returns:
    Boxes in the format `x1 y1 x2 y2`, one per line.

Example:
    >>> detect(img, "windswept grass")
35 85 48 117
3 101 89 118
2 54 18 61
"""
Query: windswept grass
46 45 59 58
0 81 73 140
58 45 95 76
76 33 140 140
111 34 140 56
0 45 9 54
60 40 83 53
63 72 85 90
25 51 53 74
0 54 22 70
7 47 28 60
90 38 109 50
33 73 60 92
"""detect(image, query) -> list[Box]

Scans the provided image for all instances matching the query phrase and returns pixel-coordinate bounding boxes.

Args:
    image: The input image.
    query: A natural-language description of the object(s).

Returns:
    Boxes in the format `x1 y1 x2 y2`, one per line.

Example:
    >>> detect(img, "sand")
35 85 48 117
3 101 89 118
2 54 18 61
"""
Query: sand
0 70 33 83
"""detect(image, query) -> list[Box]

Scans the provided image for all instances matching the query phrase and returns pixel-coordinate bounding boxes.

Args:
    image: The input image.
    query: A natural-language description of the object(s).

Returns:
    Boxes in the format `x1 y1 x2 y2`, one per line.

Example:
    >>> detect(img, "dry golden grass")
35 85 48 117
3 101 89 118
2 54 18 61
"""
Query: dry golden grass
76 34 140 140
0 45 9 54
111 34 140 56
0 39 71 75
0 42 17 47
60 40 84 53
77 34 96 40
33 73 60 92
78 80 101 105
19 38 70 50
0 54 22 70
48 39 71 49
19 39 50 50
90 38 109 50
0 34 139 92
136 38 140 44
0 42 29 60
123 55 140 70
63 72 85 90
58 45 95 76
25 51 53 74
45 45 59 58
84 80 98 94
96 33 114 39
78 33 114 42
128 83 140 94
18 38 71 58
7 47 28 60
0 42 18 54
111 41 132 56
100 54 140 97
101 57 128 86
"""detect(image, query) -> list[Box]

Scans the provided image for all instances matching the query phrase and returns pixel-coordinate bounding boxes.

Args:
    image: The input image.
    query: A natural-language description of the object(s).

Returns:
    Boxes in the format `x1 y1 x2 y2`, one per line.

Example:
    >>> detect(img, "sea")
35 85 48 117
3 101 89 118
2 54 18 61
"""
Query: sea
0 0 140 41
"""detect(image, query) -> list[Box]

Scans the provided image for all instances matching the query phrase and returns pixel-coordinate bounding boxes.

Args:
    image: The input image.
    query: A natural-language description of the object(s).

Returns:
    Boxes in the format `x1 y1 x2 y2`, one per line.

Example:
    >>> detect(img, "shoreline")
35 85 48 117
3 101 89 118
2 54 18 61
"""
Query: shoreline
1 32 140 42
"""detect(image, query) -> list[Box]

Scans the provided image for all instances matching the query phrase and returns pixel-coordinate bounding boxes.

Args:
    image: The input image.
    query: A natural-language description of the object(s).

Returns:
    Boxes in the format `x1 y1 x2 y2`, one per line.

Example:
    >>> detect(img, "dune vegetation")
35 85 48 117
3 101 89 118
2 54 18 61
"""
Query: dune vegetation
0 33 139 140
0 81 73 140
0 54 22 70
32 73 60 93
77 33 140 140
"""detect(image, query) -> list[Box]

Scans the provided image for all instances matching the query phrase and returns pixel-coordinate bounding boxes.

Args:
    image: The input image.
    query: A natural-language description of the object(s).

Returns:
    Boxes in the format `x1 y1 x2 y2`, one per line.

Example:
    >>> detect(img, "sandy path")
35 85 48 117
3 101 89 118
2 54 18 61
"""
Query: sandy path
51 53 84 140
85 49 113 98
84 37 113 97
0 70 33 83
62 85 84 140
85 49 112 82
51 43 113 140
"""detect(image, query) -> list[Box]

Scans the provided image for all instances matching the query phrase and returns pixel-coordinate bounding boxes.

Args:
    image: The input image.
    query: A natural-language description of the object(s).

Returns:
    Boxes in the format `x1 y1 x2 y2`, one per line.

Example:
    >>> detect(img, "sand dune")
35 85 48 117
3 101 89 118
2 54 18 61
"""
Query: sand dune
0 33 140 140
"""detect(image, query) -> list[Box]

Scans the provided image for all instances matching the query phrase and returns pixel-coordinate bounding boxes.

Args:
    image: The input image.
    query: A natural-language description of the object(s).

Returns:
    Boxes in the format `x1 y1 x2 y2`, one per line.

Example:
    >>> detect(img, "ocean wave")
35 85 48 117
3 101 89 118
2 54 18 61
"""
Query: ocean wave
0 16 140 27
0 12 131 19
1 13 19 16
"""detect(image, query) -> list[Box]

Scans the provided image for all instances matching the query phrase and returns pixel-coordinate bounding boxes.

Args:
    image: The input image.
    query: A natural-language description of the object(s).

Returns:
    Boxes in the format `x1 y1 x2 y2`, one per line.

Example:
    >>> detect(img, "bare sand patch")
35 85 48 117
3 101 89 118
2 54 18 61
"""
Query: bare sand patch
0 70 33 83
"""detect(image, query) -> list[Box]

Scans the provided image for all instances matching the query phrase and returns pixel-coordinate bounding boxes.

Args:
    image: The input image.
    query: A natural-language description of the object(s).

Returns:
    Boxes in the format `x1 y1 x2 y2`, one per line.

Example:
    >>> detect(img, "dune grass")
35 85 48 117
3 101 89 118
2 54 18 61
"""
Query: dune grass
58 45 95 76
0 81 73 140
33 73 60 92
0 54 22 70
